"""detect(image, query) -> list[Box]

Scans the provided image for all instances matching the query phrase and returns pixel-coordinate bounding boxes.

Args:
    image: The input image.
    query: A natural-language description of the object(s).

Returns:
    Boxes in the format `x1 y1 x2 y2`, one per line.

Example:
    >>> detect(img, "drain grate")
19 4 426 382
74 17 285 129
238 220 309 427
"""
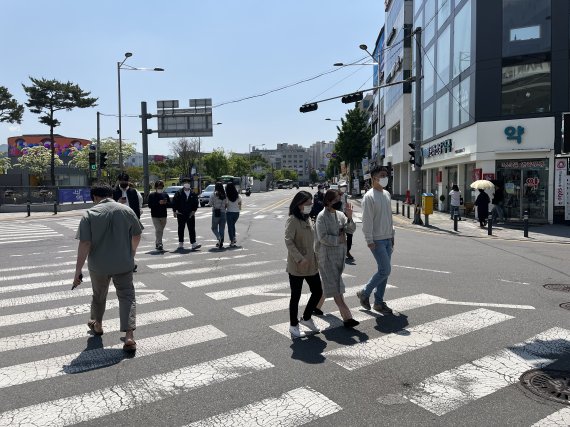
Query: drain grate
560 302 570 311
520 369 570 405
544 284 570 293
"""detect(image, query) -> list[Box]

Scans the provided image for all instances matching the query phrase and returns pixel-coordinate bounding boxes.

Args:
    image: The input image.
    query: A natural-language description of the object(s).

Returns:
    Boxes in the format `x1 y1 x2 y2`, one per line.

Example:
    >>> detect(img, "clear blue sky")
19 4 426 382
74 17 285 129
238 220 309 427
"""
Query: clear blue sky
1 1 383 155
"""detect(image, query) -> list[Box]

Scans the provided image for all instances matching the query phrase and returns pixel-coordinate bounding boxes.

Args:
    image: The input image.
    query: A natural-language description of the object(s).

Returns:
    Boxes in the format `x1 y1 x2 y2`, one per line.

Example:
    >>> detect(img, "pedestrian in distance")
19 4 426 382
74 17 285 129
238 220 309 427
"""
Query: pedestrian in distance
475 188 491 228
449 184 462 221
225 182 242 247
147 180 170 251
357 165 395 315
491 183 505 223
314 189 359 328
113 172 143 219
285 191 323 338
208 182 228 248
338 183 354 260
72 183 143 352
172 177 201 251
309 184 325 221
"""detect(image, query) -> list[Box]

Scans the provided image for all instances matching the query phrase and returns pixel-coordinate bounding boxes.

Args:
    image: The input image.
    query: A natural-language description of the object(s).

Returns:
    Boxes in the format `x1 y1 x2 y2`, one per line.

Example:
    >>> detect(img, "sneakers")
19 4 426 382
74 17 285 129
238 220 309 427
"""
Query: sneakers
191 243 201 250
230 240 237 247
157 244 163 251
299 317 320 333
178 242 184 249
373 301 394 314
312 308 324 316
346 252 354 260
132 264 138 273
343 318 360 328
289 325 306 338
356 290 371 310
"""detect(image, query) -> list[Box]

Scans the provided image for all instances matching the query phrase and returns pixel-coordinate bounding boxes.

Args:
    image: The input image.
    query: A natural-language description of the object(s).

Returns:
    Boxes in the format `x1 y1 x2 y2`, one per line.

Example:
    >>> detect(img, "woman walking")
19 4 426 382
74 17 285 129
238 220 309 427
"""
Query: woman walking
225 182 242 247
147 180 169 251
475 188 491 227
208 182 228 248
284 191 323 338
449 184 462 220
315 189 359 328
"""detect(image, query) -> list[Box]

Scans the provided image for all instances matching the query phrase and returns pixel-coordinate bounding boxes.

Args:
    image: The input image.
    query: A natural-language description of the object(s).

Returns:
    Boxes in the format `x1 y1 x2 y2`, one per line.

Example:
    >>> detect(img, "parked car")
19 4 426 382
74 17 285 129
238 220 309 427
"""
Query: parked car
199 184 216 207
164 186 183 202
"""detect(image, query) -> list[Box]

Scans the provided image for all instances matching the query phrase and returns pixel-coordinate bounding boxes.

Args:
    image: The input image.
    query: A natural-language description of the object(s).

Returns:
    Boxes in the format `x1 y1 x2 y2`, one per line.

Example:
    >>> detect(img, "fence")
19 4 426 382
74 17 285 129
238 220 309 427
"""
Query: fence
0 186 91 206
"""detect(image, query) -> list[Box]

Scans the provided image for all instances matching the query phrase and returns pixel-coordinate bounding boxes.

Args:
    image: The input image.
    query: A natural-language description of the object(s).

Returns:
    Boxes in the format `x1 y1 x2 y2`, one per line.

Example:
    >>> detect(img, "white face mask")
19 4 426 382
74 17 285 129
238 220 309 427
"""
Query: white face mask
378 177 389 187
156 188 164 193
302 205 312 214
183 184 191 190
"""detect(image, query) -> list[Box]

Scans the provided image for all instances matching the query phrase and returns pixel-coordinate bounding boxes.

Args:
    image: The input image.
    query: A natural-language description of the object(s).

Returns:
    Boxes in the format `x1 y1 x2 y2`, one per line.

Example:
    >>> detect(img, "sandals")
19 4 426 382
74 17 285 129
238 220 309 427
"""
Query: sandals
87 320 104 336
123 338 137 353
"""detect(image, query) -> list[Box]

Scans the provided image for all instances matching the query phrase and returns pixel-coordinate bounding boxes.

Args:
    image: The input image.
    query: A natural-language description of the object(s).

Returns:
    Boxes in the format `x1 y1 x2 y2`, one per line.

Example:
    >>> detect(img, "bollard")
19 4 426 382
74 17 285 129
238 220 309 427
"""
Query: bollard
454 213 458 231
402 203 406 217
523 210 529 238
425 214 429 227
396 201 399 214
26 201 31 217
53 202 58 215
488 215 493 235
406 204 410 219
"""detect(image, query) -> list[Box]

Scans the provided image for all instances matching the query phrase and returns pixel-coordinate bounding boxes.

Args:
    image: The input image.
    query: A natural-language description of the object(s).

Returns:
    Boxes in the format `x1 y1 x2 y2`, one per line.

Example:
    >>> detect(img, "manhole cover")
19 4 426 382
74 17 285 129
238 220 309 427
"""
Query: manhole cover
520 369 570 405
544 284 570 293
560 302 570 311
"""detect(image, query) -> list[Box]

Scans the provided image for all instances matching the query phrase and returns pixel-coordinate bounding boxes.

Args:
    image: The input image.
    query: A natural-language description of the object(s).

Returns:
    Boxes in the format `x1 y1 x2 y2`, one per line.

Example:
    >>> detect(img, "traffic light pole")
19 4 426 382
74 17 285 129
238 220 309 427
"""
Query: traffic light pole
96 111 101 179
412 27 423 225
141 101 151 204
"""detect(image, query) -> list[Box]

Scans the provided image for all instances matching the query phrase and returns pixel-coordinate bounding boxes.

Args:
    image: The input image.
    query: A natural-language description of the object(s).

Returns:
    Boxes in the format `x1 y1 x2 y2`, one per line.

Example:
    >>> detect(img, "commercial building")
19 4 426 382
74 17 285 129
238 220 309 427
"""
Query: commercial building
252 143 311 184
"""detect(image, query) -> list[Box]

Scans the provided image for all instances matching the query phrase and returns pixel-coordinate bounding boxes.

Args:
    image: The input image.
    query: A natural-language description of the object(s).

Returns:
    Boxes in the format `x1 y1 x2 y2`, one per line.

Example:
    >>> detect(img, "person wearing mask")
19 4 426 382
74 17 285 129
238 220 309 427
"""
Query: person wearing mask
357 165 395 314
309 184 325 220
475 188 491 228
208 182 228 248
73 183 143 352
147 180 169 251
172 177 201 251
113 172 142 219
449 184 462 221
284 191 323 338
315 189 359 328
338 183 354 260
225 182 242 247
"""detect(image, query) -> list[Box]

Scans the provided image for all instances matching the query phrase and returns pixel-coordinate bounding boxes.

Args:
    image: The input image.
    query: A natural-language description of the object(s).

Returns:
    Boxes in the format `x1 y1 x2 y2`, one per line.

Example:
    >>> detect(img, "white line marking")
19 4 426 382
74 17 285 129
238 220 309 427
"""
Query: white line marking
0 239 58 245
441 300 534 310
0 325 226 389
206 282 290 300
324 308 514 370
0 307 193 353
393 265 451 274
56 249 76 253
250 239 274 246
165 260 276 276
182 270 283 289
498 279 530 285
147 254 252 269
0 293 167 328
0 268 76 282
253 215 267 219
135 249 250 262
531 407 570 426
0 351 273 426
0 278 92 294
0 260 76 273
404 327 570 416
186 386 341 426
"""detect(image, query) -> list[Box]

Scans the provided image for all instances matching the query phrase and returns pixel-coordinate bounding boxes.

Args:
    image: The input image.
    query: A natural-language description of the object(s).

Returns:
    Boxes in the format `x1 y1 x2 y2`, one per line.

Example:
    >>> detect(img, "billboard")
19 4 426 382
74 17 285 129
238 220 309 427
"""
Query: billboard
8 135 90 158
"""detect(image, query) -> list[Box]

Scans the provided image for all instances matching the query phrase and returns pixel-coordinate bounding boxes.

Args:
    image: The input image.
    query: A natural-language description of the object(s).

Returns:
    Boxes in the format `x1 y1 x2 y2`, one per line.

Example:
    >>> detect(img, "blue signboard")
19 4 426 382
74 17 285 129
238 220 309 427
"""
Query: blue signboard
58 188 91 203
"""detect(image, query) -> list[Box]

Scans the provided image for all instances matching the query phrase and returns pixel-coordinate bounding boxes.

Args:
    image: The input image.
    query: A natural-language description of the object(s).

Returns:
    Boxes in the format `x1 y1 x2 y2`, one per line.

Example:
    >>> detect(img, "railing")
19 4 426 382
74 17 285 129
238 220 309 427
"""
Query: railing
0 186 91 206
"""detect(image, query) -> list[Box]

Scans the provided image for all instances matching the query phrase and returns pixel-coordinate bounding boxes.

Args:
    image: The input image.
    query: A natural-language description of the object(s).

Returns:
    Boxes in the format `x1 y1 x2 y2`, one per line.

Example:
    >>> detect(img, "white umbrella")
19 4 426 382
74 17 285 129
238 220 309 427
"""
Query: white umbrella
470 179 495 190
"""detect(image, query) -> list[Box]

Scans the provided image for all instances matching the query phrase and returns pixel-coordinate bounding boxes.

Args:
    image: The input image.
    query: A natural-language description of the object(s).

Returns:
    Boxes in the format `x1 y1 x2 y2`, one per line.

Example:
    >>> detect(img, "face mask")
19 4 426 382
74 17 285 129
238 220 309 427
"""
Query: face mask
319 189 325 194
183 184 191 190
156 188 164 193
332 201 342 210
120 183 128 189
378 177 389 187
302 205 312 214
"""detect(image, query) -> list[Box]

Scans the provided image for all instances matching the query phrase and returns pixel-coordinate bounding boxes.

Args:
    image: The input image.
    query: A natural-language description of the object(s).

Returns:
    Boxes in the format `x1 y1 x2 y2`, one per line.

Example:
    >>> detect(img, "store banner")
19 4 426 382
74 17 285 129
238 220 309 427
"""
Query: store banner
554 158 567 207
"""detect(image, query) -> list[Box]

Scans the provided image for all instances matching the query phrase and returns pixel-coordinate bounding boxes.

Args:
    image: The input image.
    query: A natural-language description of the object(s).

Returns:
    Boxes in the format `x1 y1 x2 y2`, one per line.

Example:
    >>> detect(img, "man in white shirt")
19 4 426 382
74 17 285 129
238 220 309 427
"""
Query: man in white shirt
357 165 395 314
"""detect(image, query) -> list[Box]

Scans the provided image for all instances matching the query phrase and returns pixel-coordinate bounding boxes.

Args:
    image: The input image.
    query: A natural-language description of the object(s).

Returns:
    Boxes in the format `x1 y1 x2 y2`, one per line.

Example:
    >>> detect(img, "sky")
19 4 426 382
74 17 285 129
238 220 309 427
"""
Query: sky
1 1 384 156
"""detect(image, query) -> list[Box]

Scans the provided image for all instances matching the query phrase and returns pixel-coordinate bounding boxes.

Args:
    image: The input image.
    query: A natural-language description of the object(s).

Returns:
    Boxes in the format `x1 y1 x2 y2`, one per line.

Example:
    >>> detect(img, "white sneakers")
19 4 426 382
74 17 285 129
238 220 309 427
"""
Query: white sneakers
299 318 321 333
178 242 184 249
289 325 306 338
192 242 201 250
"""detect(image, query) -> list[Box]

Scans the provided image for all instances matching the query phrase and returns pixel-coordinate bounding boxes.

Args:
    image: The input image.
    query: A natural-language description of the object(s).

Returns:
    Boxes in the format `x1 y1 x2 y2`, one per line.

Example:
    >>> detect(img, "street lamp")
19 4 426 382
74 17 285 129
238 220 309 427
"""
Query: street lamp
325 118 342 122
117 52 164 172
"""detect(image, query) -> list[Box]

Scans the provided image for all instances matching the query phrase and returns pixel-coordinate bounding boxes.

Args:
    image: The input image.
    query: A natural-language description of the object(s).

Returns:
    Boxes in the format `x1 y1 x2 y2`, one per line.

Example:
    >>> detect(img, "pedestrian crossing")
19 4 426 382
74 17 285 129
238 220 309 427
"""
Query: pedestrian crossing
0 223 62 244
0 249 568 426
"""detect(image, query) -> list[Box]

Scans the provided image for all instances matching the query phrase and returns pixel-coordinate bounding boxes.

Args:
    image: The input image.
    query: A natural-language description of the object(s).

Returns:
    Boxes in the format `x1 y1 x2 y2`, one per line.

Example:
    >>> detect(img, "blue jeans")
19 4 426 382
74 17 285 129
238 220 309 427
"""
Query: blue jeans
361 239 392 305
450 205 461 219
211 211 226 241
226 211 240 241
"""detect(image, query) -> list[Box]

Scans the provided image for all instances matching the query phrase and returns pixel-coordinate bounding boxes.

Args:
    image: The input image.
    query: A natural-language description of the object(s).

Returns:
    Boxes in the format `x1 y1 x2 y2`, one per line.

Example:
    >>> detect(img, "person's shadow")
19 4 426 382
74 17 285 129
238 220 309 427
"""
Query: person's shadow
290 335 328 364
374 313 410 334
322 326 370 346
63 334 132 374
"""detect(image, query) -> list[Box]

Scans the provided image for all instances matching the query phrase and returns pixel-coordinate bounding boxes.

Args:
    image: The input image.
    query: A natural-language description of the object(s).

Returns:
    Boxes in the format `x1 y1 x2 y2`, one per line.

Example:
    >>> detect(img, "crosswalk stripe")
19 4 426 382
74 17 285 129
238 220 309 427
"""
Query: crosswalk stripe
182 270 283 289
0 232 61 240
166 260 276 276
531 408 570 426
0 278 92 294
206 282 290 300
324 308 514 370
0 307 193 353
136 249 250 262
0 260 76 273
403 327 570 416
0 351 273 426
253 215 266 219
186 386 341 426
0 239 58 245
0 325 226 389
0 268 75 282
0 292 167 328
147 254 252 269
269 293 447 337
0 282 146 308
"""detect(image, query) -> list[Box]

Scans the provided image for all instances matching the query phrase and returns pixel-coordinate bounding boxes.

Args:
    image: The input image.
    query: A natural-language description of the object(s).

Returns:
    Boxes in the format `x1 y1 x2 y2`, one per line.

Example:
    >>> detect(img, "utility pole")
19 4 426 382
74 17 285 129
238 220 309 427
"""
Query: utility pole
96 111 101 180
140 101 152 204
412 27 424 225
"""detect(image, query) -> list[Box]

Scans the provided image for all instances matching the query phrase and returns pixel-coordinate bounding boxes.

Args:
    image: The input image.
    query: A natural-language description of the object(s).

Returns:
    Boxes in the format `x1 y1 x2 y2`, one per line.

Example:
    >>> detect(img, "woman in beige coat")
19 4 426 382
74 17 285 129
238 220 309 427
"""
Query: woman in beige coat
284 191 323 338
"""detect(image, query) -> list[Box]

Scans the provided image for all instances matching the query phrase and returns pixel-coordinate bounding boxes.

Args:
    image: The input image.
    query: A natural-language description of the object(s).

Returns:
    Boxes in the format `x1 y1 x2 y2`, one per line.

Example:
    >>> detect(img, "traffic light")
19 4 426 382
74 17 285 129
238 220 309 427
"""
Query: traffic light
299 103 318 113
99 152 108 169
341 92 364 104
408 143 418 166
88 152 96 171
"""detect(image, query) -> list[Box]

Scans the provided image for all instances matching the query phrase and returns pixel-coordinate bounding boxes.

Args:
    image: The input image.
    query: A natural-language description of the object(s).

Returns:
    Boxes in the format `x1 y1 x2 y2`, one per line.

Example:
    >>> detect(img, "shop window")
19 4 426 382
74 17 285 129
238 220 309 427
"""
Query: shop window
452 0 471 78
503 0 551 57
501 61 551 115
388 122 401 146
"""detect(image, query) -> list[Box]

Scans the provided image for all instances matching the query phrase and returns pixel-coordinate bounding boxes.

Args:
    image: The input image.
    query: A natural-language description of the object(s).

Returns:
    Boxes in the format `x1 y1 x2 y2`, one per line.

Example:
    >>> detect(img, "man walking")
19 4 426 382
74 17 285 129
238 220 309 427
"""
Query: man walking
172 177 201 251
73 183 143 352
357 165 395 314
113 172 143 219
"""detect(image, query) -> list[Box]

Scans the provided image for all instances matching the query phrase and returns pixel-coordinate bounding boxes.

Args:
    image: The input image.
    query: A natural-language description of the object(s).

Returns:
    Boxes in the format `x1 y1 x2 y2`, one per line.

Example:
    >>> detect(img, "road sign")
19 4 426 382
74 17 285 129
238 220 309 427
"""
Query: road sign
156 98 213 138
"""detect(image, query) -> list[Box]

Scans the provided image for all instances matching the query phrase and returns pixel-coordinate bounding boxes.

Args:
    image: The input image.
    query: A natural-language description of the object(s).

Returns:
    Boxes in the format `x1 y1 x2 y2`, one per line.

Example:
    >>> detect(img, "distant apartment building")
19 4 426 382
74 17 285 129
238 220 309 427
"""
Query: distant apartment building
252 143 310 183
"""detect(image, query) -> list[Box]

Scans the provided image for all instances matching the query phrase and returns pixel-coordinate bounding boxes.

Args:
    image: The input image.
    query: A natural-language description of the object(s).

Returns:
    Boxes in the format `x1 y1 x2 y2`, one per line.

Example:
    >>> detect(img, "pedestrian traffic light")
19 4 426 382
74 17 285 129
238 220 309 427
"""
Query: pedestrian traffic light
408 143 418 166
99 152 108 169
88 152 96 170
341 92 364 104
299 103 318 113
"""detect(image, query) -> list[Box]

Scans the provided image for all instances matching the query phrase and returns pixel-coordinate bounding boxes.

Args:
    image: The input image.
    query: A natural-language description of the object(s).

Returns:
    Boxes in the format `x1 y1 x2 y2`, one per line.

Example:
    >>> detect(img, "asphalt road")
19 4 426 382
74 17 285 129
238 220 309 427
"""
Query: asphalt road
0 188 569 426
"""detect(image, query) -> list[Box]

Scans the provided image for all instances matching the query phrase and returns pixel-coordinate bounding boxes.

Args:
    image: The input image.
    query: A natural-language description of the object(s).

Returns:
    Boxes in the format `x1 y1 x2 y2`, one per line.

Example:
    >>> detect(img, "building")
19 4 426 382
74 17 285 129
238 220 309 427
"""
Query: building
308 140 335 175
252 143 311 183
411 0 569 223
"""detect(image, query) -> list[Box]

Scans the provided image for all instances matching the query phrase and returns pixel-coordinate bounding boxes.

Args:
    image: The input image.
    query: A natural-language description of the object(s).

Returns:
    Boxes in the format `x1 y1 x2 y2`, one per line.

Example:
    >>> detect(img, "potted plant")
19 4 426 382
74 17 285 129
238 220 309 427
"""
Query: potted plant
439 194 446 211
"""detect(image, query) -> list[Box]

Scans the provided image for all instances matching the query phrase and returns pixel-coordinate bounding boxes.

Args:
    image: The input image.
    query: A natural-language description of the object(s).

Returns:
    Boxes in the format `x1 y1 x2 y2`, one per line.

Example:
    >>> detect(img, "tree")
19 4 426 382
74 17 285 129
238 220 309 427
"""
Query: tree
282 169 298 180
125 166 143 185
14 145 62 182
202 149 229 180
68 146 90 169
0 86 24 124
89 137 136 184
335 106 372 182
310 169 318 183
170 138 199 177
228 153 251 178
22 77 98 186
0 153 12 174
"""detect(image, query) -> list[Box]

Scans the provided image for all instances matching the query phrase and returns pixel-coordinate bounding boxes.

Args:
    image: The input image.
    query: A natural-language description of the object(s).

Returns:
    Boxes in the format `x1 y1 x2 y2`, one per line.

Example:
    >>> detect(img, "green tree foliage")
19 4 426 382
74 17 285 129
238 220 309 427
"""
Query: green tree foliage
125 166 143 185
68 146 89 169
282 169 298 180
326 157 340 179
22 77 98 185
0 86 24 124
202 149 229 180
309 169 318 183
87 137 136 184
15 145 63 181
150 159 178 182
335 106 372 178
0 153 12 174
228 153 251 177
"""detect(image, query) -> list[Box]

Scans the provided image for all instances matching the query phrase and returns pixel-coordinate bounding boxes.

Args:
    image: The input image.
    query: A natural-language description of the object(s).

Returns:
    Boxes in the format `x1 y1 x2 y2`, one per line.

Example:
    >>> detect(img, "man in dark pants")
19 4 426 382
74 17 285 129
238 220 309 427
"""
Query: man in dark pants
172 177 201 251
309 184 325 220
112 172 142 219
73 183 143 352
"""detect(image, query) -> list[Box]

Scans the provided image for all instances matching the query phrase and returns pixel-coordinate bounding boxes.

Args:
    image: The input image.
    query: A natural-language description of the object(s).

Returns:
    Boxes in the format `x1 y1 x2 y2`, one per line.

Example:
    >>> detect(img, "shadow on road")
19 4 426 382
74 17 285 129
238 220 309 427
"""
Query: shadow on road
290 336 327 364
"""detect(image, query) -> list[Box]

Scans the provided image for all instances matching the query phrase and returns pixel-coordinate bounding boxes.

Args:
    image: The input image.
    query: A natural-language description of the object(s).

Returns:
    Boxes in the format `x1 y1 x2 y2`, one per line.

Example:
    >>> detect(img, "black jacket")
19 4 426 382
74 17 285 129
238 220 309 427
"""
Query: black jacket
172 189 199 216
310 191 325 219
147 191 170 218
112 187 141 218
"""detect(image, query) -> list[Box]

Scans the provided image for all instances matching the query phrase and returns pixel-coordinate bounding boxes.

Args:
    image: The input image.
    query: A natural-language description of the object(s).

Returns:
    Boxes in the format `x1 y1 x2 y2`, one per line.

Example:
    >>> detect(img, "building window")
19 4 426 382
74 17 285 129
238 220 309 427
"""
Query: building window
437 0 451 29
510 25 540 41
424 0 436 45
388 122 401 146
503 0 551 57
436 25 451 91
423 46 435 101
452 76 471 127
423 103 434 139
452 0 471 78
501 61 551 115
435 93 450 135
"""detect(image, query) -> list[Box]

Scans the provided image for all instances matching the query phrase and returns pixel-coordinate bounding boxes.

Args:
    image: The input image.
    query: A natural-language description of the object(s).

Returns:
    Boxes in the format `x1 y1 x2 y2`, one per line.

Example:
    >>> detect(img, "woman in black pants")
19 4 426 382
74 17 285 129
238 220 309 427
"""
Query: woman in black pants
284 191 323 338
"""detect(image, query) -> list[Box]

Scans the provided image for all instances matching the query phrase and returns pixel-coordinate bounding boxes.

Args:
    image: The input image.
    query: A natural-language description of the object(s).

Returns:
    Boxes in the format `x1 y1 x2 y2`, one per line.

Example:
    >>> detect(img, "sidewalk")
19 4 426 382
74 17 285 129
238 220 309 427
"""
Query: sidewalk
350 197 570 244
0 204 89 221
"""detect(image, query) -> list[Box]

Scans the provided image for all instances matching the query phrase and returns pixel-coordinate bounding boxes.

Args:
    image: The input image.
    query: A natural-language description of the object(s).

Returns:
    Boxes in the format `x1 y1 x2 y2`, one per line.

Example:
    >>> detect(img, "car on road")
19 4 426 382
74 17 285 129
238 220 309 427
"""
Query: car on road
164 186 183 202
329 184 339 190
199 184 216 207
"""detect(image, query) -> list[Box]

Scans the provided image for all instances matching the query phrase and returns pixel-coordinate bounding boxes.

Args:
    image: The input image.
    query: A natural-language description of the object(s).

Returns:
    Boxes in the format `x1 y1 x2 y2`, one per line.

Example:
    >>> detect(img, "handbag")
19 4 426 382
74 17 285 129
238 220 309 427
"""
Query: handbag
460 196 464 205
214 208 221 217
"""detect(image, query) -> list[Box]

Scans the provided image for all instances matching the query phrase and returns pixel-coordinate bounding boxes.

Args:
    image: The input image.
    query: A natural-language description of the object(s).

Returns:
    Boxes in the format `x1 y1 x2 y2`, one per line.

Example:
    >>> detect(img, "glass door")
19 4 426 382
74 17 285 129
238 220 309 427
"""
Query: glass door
503 170 521 220
522 167 548 221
